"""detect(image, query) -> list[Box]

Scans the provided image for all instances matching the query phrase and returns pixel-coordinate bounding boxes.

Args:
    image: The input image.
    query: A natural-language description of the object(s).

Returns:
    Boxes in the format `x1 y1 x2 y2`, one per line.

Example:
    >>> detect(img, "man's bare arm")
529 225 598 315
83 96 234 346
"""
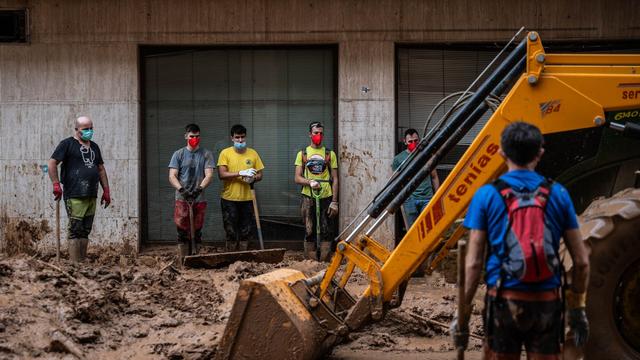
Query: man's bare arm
431 170 440 192
295 165 312 186
48 158 60 183
330 168 339 201
169 168 182 190
464 229 487 307
564 228 590 294
98 164 110 190
255 169 263 182
199 168 215 189
218 165 240 180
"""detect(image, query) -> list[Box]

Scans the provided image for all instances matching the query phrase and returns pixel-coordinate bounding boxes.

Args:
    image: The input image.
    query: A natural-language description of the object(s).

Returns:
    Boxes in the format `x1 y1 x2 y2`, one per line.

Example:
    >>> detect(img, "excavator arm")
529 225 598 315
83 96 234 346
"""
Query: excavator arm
216 32 640 359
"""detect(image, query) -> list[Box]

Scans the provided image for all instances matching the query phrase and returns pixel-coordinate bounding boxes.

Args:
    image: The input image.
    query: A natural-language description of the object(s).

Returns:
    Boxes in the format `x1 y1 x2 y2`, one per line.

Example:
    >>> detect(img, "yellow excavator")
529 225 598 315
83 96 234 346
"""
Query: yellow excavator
216 31 640 360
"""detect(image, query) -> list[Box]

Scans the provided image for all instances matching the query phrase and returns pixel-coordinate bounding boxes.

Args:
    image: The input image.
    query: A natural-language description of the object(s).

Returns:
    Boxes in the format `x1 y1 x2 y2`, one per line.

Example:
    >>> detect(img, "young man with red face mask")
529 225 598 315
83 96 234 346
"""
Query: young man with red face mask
294 122 338 261
168 124 215 257
392 128 440 228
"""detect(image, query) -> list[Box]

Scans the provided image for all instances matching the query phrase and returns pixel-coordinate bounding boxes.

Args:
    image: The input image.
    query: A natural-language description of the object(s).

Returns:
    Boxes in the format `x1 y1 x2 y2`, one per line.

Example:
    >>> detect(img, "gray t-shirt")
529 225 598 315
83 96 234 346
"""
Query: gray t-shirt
168 147 215 202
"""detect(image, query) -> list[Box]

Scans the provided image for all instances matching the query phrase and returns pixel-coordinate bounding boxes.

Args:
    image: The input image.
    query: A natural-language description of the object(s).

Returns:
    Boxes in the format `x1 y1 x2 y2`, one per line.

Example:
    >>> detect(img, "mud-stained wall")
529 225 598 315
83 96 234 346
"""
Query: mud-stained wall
0 0 637 250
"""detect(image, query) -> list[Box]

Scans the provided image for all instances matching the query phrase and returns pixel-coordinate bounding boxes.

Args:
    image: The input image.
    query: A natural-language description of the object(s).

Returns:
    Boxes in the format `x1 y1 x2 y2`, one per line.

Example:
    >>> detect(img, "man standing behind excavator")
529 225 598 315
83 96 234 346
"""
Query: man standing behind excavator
48 115 111 262
294 121 338 261
168 124 215 257
392 128 440 229
452 122 590 359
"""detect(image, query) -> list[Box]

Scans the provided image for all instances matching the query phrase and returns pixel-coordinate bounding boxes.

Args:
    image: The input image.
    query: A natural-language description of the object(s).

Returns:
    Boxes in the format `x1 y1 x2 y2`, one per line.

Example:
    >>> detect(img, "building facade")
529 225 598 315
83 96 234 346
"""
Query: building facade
0 0 637 251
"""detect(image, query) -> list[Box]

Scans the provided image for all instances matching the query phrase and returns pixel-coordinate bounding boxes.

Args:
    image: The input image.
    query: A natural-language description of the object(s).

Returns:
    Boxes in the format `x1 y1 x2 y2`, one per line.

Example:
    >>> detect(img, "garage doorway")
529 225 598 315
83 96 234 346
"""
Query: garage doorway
141 47 337 247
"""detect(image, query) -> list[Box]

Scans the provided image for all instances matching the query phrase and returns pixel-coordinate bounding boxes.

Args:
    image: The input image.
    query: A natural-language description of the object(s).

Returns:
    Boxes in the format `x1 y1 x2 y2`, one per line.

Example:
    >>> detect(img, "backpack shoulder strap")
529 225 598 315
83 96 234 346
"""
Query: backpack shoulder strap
535 178 554 208
324 148 331 164
492 178 512 202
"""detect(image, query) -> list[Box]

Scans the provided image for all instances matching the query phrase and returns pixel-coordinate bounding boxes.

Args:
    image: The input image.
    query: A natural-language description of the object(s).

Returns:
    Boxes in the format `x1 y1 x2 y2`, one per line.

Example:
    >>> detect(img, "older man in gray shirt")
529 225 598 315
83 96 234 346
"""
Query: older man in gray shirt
168 123 215 256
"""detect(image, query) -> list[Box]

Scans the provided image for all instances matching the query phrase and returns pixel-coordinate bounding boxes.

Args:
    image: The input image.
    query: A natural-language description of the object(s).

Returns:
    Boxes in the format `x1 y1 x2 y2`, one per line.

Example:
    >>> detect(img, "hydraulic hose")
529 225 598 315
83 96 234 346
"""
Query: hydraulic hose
388 57 526 212
365 39 527 219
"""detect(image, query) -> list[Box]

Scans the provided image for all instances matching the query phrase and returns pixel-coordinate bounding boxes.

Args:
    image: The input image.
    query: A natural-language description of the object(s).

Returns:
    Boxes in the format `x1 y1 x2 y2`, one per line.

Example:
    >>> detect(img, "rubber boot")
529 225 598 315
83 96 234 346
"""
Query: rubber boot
238 241 249 251
319 242 332 262
304 242 317 261
79 238 89 261
68 239 82 263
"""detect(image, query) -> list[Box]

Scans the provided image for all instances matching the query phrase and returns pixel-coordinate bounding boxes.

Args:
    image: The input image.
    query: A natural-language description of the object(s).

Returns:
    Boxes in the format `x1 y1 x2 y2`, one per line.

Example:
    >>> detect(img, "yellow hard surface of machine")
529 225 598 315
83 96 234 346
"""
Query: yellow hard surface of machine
217 32 640 360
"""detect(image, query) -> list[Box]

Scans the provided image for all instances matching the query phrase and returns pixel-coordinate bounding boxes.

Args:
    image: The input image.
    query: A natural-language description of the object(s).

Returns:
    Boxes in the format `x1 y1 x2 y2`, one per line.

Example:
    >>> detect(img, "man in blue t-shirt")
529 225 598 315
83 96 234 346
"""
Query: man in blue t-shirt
452 122 590 359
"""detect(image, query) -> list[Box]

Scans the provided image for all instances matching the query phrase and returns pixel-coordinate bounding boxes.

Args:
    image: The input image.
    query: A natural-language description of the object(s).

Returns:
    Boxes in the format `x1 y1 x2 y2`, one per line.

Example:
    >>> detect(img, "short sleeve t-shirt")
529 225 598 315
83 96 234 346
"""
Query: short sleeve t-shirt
217 147 265 201
463 170 579 291
51 137 104 200
168 147 215 202
294 146 338 199
392 150 433 200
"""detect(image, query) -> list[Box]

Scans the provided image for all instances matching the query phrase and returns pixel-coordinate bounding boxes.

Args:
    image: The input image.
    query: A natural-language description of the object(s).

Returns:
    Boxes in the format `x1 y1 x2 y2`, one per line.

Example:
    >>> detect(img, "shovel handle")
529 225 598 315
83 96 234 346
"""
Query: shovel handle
56 199 61 262
250 186 265 250
187 200 196 255
457 239 467 360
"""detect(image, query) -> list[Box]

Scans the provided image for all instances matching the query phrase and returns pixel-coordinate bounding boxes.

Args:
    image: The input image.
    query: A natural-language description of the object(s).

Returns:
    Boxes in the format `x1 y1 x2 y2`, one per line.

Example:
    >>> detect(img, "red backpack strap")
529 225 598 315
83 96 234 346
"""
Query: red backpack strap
534 178 554 208
492 178 515 208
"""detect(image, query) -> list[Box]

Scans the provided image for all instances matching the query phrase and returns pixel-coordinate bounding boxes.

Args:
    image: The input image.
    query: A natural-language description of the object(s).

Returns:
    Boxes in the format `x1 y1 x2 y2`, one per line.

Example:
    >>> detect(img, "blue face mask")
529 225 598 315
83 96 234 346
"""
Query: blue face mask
234 141 247 150
80 129 94 141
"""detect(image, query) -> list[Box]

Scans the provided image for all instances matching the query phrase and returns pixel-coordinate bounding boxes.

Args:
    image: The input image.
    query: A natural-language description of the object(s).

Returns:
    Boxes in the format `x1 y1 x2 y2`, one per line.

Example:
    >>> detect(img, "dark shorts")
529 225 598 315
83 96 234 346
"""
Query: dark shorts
65 197 96 239
300 195 333 243
220 198 256 245
174 200 207 243
483 288 563 360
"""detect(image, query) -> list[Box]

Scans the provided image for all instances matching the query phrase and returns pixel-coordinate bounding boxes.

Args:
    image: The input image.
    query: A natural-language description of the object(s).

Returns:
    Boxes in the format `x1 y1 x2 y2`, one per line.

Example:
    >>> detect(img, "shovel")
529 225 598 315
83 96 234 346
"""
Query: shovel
457 239 468 360
56 199 61 262
187 198 197 255
249 183 264 250
311 187 322 261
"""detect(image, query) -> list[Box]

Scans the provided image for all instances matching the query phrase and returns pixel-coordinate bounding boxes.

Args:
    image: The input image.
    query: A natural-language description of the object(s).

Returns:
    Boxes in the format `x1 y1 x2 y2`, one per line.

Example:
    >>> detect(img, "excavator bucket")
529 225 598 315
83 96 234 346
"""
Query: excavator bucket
216 268 335 360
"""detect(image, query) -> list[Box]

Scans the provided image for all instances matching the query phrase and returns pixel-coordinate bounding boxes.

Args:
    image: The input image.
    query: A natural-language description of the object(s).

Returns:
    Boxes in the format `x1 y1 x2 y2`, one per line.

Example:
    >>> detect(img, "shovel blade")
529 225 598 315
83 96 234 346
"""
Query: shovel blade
183 248 286 269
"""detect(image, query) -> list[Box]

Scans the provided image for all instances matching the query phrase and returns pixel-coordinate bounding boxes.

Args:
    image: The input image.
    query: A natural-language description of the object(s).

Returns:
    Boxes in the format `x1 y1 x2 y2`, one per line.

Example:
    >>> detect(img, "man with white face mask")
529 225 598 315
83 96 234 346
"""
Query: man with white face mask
217 124 264 251
48 115 111 262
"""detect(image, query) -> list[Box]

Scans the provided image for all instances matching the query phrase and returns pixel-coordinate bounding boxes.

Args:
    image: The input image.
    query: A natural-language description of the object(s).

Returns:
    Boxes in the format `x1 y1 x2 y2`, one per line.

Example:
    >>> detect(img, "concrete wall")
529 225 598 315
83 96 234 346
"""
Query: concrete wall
0 0 637 251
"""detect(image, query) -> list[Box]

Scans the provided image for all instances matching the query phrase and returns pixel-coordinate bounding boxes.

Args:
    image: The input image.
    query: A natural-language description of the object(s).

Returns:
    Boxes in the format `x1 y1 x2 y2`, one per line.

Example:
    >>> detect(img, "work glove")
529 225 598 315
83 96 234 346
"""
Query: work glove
450 316 469 351
101 187 111 208
309 180 321 189
52 182 63 201
242 176 255 184
190 186 204 199
568 308 589 347
327 201 339 218
239 168 257 177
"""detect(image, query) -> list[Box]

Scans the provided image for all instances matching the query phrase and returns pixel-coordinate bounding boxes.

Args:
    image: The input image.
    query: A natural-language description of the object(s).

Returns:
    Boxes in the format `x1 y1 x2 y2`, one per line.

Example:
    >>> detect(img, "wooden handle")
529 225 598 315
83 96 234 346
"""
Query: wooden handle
56 199 61 262
457 239 467 360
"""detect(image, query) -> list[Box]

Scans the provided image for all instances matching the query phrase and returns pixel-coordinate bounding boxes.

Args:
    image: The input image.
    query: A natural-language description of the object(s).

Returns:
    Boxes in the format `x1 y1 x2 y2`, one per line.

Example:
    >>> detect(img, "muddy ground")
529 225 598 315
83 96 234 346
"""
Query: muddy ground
0 245 484 359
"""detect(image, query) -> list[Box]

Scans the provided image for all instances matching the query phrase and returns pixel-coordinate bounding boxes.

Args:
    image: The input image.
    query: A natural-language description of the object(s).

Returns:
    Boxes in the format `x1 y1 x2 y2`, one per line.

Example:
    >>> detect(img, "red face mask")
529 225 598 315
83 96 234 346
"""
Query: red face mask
188 137 200 148
407 142 417 152
311 134 323 146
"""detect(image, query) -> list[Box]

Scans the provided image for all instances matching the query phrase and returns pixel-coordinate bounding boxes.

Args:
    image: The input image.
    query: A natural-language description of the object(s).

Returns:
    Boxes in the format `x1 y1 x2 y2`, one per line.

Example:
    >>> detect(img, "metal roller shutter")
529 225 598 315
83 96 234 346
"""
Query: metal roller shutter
143 48 335 244
397 47 499 178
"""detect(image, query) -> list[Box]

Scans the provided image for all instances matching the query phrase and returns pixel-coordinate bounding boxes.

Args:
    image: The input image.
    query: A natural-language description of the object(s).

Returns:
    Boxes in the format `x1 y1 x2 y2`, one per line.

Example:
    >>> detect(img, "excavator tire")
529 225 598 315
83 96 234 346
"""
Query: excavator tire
570 188 640 360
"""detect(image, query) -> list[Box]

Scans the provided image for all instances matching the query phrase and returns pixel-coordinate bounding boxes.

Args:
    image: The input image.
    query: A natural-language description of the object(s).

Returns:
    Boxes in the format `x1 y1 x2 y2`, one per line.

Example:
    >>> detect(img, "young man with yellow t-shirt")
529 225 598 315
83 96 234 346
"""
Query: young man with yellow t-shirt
217 124 265 251
294 121 338 261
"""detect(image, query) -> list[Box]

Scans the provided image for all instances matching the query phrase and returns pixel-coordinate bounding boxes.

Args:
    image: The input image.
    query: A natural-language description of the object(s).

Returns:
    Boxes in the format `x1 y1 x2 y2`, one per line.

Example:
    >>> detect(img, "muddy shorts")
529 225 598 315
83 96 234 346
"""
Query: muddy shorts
483 288 563 360
301 195 333 243
220 199 256 246
65 197 96 239
174 200 207 243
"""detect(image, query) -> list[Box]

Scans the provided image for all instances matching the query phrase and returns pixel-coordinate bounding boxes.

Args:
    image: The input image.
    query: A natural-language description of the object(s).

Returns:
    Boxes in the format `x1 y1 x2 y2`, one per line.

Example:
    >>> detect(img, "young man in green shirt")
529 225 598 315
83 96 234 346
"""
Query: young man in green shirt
392 128 440 228
294 122 338 261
